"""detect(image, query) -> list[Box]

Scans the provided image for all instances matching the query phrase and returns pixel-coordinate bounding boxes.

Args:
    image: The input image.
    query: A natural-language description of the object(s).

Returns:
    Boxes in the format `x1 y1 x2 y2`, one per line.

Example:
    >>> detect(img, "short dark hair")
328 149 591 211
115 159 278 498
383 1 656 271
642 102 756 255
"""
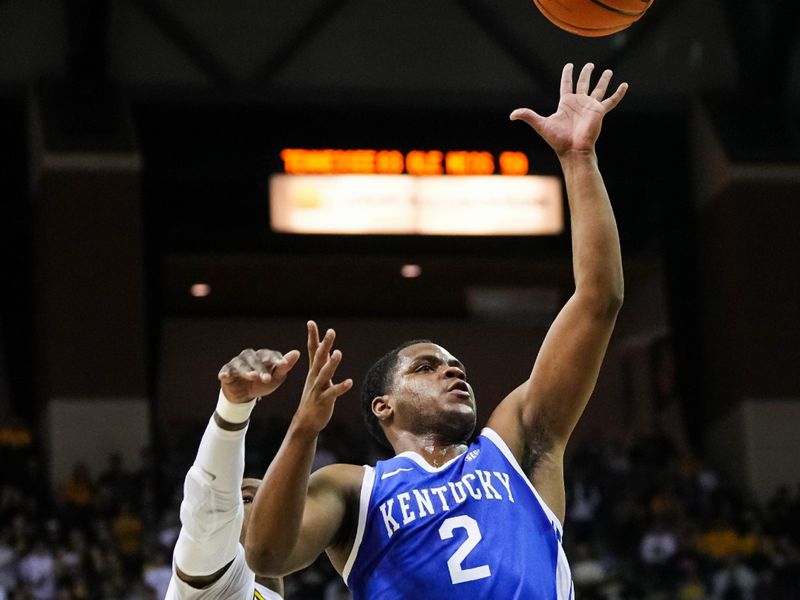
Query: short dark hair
360 339 432 448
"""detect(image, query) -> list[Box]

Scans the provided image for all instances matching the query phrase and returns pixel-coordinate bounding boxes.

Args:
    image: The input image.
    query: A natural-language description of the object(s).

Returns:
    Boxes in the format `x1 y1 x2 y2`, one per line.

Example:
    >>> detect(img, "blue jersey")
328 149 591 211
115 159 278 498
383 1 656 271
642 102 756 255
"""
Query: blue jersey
343 428 573 599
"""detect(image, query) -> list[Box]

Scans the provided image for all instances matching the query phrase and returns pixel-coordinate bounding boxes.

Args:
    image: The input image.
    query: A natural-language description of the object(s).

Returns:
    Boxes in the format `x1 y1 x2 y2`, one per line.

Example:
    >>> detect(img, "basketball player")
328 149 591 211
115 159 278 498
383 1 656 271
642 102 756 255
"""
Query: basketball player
244 62 627 598
165 347 301 599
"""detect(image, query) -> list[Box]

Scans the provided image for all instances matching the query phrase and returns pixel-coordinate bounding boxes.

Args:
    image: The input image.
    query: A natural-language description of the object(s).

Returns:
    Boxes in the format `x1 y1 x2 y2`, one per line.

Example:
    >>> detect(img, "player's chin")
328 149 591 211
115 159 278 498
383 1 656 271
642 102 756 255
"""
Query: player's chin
442 405 477 438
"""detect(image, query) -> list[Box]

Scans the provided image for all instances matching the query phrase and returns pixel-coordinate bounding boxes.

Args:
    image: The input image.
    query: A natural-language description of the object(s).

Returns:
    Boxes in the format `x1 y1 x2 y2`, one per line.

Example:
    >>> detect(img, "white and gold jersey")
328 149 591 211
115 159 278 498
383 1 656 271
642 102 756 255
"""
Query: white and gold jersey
165 544 281 600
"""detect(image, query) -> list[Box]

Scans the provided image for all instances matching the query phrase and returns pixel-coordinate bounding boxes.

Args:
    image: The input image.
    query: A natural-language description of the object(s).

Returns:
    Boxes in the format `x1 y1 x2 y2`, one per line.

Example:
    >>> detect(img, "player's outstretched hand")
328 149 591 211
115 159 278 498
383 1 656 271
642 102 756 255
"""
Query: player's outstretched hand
218 348 301 404
293 321 353 435
510 63 627 156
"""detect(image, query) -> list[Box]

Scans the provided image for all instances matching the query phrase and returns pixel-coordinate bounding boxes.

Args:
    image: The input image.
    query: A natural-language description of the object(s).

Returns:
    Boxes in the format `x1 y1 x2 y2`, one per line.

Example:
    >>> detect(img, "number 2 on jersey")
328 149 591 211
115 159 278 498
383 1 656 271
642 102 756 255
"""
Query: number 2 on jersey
438 515 492 584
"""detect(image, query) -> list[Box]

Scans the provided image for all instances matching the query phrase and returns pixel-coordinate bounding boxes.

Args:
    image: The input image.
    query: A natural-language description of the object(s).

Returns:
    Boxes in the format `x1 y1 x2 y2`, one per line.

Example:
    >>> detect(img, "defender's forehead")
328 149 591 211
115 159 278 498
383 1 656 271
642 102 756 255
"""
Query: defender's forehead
241 477 262 491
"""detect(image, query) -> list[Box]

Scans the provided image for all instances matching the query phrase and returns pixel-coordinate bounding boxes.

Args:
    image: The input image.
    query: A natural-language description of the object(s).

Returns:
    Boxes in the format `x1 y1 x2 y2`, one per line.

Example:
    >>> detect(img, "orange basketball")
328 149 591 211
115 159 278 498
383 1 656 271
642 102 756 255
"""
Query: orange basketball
533 0 654 37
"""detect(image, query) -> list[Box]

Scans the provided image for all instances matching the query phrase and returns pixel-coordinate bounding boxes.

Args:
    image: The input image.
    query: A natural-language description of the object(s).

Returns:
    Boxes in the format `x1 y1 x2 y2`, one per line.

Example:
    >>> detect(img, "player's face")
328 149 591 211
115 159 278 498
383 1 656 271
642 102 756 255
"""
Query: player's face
240 478 262 545
386 343 477 442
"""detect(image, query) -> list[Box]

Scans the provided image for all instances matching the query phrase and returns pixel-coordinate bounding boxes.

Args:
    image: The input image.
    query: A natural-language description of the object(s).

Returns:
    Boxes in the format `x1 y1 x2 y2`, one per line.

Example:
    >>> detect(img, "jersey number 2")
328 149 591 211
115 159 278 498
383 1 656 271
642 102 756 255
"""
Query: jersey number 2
438 515 492 584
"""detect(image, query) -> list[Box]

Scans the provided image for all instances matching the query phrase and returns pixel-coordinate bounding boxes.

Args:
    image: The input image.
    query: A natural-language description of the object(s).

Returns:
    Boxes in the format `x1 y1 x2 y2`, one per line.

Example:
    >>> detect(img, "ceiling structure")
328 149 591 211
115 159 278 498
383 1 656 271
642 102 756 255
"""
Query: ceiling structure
1 0 798 320
0 0 796 103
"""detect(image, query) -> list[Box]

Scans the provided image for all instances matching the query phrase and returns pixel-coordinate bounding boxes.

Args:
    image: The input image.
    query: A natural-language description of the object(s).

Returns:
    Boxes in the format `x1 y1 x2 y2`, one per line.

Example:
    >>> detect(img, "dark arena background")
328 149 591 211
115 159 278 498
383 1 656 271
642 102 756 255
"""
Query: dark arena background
1 1 799 598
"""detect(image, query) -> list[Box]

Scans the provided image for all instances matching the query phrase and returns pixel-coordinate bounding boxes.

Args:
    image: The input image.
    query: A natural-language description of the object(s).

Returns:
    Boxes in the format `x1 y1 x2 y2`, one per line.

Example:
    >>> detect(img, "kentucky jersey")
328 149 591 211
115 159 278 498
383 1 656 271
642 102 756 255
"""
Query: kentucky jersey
343 428 573 599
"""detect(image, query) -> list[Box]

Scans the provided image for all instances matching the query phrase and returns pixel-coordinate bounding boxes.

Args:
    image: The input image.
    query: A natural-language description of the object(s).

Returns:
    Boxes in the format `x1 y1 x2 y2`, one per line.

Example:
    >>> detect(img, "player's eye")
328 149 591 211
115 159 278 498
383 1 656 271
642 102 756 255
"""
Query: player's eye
415 364 434 372
242 496 254 504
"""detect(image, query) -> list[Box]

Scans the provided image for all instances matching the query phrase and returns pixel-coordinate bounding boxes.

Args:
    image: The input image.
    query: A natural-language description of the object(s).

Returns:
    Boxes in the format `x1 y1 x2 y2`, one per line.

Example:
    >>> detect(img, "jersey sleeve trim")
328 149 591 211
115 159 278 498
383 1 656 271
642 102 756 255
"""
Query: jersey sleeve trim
480 427 564 534
342 465 374 585
254 583 284 600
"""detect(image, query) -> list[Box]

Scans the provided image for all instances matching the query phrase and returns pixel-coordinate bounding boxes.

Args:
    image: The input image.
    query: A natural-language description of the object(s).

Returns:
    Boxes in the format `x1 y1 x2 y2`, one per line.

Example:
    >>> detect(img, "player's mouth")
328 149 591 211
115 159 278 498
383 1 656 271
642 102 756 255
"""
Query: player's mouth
447 380 471 398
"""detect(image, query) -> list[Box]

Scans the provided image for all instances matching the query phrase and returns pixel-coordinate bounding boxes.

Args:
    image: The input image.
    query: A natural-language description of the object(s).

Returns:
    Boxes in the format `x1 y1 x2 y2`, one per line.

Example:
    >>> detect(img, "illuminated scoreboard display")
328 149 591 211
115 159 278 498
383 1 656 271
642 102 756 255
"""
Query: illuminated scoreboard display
270 148 563 236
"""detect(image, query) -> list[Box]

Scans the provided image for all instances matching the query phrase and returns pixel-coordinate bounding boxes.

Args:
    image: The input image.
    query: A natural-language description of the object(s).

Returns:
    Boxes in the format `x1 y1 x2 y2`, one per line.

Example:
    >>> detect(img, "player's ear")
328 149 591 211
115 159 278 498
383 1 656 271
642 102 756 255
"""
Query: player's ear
372 395 392 420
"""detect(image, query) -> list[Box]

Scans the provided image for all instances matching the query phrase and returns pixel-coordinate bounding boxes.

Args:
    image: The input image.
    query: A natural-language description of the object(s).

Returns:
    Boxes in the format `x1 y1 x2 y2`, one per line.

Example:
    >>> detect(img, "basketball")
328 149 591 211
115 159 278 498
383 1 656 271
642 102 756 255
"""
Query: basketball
533 0 655 37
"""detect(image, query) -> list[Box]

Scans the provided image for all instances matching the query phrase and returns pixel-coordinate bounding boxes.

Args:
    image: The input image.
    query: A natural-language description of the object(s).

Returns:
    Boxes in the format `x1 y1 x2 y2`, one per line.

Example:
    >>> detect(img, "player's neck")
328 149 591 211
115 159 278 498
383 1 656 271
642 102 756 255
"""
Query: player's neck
420 443 469 467
393 433 469 467
255 575 283 596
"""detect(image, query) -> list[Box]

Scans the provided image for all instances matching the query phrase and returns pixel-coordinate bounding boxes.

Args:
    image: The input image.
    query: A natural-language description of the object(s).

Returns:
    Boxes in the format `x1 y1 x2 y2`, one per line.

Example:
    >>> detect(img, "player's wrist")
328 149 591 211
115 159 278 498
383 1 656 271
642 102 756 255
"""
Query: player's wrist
557 148 598 166
286 417 322 443
215 389 257 426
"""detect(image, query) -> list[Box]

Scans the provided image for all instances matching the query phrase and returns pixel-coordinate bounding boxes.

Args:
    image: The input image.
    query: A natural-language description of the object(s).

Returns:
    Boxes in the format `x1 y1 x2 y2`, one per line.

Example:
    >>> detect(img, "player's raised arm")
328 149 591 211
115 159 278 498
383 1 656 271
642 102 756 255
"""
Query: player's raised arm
171 347 299 591
487 63 626 519
245 322 359 577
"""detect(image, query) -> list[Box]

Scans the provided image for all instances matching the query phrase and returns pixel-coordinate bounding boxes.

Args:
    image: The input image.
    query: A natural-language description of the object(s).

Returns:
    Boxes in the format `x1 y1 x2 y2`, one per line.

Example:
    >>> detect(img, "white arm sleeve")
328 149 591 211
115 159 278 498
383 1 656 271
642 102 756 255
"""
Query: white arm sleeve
173 391 252 577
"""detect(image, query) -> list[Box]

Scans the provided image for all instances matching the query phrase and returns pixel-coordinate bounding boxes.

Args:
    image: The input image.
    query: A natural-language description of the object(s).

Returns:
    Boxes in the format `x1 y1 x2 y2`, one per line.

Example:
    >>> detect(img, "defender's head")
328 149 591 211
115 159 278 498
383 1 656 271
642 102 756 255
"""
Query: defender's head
240 477 262 545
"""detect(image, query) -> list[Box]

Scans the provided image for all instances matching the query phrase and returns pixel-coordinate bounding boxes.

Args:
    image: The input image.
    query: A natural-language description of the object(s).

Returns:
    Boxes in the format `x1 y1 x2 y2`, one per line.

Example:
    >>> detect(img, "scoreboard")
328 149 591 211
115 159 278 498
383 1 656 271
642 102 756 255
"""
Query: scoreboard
270 147 563 236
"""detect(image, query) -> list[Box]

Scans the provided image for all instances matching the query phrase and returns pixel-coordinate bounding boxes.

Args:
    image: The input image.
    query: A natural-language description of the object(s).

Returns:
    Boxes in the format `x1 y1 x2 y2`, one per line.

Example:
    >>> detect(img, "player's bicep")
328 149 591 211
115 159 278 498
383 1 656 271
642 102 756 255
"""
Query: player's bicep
281 464 360 574
523 293 618 443
488 293 619 458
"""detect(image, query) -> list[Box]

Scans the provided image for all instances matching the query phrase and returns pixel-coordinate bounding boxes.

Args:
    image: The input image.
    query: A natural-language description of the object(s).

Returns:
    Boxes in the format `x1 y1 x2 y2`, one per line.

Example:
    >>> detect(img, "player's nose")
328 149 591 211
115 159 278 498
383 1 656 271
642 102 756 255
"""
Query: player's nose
444 365 466 381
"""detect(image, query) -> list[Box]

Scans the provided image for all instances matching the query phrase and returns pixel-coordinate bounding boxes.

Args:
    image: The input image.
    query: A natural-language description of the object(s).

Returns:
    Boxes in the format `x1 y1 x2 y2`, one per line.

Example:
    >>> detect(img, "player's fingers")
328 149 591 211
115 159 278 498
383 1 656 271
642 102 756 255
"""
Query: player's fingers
310 329 335 376
307 320 320 362
559 62 574 97
219 361 236 381
316 349 343 386
271 349 301 384
319 328 336 356
218 365 232 381
509 108 545 134
225 354 259 378
240 349 272 377
254 348 285 369
590 69 613 101
601 82 628 111
325 378 353 400
576 63 594 95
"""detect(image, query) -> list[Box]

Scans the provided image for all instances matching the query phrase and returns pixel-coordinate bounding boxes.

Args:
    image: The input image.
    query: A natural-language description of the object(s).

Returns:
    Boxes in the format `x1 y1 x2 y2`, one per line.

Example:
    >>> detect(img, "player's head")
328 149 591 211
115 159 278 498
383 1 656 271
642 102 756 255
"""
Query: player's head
361 341 476 450
240 477 262 545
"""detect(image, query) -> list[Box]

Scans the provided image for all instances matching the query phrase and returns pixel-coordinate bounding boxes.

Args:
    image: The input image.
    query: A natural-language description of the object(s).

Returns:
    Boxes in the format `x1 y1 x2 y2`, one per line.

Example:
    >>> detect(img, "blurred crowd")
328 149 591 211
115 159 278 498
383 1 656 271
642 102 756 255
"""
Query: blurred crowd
2 419 800 599
560 429 800 599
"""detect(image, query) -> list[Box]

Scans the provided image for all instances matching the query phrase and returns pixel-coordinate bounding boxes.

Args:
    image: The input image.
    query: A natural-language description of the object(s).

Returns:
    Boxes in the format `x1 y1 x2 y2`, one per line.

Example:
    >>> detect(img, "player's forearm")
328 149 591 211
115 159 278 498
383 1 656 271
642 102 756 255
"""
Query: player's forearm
194 392 253 491
245 423 318 575
560 150 624 310
173 393 252 578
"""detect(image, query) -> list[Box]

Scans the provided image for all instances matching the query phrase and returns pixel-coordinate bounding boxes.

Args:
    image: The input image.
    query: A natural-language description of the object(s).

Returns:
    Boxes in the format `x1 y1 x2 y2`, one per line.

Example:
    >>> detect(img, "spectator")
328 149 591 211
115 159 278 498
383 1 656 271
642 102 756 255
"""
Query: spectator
61 463 95 526
112 503 143 575
17 539 56 600
571 542 610 593
675 558 708 600
0 528 17 594
696 516 742 561
568 479 603 542
710 556 757 600
141 546 171 598
640 520 679 566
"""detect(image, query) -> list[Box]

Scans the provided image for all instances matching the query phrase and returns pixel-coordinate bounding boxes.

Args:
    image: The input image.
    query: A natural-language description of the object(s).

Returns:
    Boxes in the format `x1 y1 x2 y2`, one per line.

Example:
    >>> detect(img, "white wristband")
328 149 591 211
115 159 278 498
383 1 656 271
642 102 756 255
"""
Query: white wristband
214 389 257 424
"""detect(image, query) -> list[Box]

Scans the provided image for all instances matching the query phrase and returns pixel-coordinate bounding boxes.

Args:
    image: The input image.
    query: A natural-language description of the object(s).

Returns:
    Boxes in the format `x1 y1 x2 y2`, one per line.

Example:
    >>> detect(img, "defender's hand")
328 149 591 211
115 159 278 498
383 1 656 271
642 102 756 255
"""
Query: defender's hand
218 348 301 404
510 63 627 156
292 321 353 435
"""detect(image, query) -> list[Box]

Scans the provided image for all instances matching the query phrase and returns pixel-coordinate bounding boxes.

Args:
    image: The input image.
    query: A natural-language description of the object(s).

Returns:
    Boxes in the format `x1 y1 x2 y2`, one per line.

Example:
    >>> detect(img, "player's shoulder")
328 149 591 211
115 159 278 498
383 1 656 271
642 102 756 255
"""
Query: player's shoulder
310 462 365 496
